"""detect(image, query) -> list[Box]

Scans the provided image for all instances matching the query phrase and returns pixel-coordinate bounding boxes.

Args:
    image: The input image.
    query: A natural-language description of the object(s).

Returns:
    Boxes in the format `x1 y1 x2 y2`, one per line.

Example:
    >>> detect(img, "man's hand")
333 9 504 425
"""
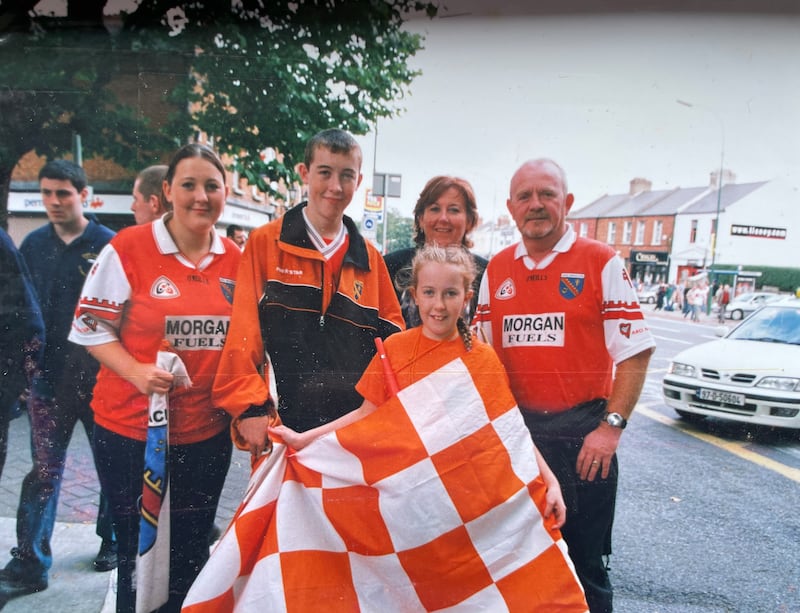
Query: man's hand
234 415 273 457
576 423 621 481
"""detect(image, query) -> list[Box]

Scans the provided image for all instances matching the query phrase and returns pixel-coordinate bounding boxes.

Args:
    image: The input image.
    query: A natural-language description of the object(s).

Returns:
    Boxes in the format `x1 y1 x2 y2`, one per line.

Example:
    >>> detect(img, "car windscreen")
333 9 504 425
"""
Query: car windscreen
727 306 800 345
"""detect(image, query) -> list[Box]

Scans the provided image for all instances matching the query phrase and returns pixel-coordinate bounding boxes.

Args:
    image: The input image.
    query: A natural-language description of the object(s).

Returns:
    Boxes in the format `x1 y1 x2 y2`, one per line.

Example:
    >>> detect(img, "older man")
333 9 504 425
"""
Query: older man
475 158 655 613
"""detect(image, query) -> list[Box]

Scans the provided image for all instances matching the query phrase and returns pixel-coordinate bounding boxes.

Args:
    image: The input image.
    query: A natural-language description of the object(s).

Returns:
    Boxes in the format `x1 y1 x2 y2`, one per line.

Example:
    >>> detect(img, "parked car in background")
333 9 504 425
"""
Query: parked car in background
637 285 658 304
725 291 782 320
663 300 800 429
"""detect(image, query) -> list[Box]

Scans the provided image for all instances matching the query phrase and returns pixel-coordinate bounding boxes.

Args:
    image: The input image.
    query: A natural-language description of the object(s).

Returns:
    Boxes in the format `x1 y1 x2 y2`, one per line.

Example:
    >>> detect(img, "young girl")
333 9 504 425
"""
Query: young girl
272 244 567 528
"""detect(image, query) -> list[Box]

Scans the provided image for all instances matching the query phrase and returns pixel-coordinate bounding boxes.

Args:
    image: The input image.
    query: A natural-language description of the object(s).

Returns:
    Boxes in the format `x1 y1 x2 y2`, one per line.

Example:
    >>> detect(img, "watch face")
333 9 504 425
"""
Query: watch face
606 413 625 428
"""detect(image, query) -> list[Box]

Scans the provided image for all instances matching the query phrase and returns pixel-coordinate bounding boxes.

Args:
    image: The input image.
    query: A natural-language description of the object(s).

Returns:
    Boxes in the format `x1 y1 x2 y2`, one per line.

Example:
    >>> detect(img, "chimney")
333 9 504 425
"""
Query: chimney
629 177 652 195
710 168 736 188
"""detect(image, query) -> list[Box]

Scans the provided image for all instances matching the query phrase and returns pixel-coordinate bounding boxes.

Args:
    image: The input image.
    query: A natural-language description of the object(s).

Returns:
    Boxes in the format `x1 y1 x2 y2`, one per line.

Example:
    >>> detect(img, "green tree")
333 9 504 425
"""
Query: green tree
0 0 438 227
375 206 415 253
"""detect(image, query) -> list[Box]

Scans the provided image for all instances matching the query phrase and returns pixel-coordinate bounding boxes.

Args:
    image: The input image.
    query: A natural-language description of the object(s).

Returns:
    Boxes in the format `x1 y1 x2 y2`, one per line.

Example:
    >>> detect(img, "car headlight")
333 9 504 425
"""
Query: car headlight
669 362 696 377
756 377 800 391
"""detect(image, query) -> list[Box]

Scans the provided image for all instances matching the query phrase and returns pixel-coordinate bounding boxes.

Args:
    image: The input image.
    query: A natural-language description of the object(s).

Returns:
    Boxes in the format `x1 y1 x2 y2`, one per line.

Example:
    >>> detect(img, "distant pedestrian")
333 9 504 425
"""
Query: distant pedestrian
655 283 666 310
0 229 44 480
688 283 706 323
716 283 731 322
0 160 117 600
130 165 168 225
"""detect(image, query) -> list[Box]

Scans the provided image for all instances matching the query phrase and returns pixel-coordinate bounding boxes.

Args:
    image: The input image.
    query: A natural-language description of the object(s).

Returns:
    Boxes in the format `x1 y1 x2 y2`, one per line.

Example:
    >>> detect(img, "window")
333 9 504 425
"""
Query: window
690 219 698 243
651 220 663 246
623 221 632 244
635 221 646 245
607 222 617 244
579 222 588 238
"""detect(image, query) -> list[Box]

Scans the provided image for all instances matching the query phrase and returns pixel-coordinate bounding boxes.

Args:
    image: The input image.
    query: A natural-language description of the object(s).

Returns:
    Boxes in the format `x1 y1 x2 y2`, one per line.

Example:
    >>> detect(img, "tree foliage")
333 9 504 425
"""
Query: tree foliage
0 0 438 226
375 207 415 253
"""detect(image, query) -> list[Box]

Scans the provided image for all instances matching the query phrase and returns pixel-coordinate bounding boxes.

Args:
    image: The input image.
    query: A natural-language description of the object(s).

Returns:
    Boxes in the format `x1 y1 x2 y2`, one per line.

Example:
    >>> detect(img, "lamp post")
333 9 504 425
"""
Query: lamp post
677 99 725 314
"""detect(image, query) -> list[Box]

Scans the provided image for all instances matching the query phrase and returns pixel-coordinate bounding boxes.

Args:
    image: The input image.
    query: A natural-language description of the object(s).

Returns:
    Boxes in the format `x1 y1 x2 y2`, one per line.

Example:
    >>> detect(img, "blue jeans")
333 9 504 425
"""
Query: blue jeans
94 425 232 613
13 382 114 575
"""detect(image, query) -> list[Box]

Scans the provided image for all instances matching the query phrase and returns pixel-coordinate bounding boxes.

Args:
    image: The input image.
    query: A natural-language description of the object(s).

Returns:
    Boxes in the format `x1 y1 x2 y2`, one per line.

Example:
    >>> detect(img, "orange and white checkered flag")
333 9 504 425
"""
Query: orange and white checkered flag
183 356 587 612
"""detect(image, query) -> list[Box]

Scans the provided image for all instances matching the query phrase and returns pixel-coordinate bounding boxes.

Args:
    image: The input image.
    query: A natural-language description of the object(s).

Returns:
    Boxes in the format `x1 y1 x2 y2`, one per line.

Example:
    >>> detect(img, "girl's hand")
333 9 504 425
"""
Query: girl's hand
543 478 567 529
269 424 314 450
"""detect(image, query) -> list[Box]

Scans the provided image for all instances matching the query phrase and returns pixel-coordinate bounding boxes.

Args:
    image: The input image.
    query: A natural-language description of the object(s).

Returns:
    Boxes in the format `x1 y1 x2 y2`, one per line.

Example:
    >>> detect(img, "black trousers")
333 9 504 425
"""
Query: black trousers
522 400 617 613
93 425 232 613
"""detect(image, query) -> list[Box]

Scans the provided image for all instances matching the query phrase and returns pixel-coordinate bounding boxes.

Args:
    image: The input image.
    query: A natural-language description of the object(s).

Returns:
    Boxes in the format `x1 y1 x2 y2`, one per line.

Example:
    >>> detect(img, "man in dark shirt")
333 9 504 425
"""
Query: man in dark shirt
0 161 117 598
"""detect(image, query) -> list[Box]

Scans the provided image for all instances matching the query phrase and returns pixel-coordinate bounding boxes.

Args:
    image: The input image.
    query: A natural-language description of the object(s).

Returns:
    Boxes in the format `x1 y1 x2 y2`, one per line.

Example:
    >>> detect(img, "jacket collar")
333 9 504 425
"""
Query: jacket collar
280 203 370 270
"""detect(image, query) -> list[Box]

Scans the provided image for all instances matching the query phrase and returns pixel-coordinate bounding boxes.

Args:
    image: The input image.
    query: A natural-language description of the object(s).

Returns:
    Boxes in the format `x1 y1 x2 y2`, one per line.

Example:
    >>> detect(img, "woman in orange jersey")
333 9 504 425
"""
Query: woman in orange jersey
69 144 241 613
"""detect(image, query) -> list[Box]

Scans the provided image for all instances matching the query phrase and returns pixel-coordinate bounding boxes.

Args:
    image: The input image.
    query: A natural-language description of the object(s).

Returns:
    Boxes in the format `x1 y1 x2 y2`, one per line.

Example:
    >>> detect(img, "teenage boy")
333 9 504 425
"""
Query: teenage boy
0 160 117 598
213 129 403 454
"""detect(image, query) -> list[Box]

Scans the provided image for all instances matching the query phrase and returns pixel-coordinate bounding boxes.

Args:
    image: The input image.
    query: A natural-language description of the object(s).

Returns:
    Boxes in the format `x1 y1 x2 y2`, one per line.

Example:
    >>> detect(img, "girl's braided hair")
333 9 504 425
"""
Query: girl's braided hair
409 244 476 351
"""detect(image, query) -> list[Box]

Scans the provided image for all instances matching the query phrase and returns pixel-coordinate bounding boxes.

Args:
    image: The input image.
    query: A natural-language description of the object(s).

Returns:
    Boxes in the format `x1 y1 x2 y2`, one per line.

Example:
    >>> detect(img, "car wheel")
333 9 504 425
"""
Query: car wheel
675 409 706 423
647 296 655 304
730 309 743 320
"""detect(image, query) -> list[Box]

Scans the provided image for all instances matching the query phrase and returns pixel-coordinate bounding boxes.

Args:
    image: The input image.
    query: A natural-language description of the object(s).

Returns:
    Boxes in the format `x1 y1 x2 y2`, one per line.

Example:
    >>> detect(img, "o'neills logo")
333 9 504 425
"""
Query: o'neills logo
495 278 516 300
151 276 180 299
502 313 565 348
164 315 230 350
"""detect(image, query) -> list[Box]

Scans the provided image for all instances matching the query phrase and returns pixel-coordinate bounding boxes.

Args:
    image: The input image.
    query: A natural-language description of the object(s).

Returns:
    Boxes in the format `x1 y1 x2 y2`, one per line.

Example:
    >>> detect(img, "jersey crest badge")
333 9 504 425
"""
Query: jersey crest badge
619 322 632 338
559 273 584 300
151 276 180 299
495 278 516 301
219 277 235 304
353 280 364 301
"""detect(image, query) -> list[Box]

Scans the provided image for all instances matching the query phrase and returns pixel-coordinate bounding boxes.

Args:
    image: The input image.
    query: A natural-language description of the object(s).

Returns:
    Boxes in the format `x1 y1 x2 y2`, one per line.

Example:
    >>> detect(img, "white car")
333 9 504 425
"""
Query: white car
663 301 800 429
724 291 782 320
637 285 659 304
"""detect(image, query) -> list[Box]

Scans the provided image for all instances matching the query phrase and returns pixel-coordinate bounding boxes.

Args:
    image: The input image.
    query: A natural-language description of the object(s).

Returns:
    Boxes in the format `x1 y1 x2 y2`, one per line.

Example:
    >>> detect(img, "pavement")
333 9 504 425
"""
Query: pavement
0 303 721 612
0 414 253 612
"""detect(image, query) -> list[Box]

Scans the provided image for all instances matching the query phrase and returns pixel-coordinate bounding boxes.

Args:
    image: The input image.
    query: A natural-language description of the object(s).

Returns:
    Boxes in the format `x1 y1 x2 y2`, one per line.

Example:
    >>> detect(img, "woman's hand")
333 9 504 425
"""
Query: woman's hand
87 342 174 396
128 362 175 396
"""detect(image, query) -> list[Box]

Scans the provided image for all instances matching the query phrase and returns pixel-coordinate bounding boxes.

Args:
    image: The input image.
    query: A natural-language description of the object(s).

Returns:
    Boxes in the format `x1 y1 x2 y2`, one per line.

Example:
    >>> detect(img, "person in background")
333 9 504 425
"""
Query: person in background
0 228 44 480
130 165 168 225
715 283 731 323
475 158 655 612
0 161 117 600
69 143 241 612
383 175 487 329
688 282 706 323
213 128 403 456
226 224 246 250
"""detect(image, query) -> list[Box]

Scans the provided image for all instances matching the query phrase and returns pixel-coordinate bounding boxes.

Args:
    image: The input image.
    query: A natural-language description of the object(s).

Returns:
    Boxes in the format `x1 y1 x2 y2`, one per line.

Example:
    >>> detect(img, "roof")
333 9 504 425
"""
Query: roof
569 180 767 220
680 181 767 214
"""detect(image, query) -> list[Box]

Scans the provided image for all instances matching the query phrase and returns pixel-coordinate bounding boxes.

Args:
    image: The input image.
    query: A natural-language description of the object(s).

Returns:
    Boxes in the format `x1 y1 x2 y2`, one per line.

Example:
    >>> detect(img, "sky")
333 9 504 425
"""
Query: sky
350 11 800 223
30 2 800 225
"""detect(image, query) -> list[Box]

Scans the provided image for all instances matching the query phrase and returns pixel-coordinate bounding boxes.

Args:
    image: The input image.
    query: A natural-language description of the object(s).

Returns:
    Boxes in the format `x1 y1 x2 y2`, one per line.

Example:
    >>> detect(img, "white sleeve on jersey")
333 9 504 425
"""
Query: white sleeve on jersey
601 254 656 364
68 243 131 346
475 271 494 346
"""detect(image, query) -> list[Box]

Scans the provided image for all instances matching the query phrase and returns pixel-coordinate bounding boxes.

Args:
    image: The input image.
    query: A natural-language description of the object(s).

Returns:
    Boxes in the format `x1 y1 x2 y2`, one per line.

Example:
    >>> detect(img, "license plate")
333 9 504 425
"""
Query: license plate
698 388 745 406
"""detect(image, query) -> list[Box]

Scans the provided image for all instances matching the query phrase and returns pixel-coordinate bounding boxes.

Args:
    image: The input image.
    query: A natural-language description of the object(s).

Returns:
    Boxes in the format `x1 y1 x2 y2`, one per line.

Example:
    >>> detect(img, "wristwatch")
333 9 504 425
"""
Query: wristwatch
603 411 627 429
